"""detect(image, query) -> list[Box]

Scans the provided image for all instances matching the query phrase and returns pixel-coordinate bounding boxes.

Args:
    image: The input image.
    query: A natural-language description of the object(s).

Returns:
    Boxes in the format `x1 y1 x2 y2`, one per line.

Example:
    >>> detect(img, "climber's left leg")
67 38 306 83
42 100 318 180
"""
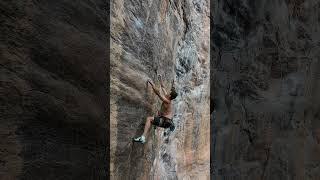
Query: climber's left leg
133 116 154 143
142 116 154 137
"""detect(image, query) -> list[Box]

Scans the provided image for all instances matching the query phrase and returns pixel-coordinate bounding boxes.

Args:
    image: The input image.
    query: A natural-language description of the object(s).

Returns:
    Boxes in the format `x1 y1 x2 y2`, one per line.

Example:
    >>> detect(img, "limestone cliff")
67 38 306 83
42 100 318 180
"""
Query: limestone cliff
111 0 210 179
211 0 320 179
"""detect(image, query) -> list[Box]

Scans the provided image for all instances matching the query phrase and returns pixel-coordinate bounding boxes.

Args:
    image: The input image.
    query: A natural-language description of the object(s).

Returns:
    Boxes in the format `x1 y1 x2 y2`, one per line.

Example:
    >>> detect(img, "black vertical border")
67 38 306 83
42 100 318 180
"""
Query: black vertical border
106 0 110 179
210 0 215 178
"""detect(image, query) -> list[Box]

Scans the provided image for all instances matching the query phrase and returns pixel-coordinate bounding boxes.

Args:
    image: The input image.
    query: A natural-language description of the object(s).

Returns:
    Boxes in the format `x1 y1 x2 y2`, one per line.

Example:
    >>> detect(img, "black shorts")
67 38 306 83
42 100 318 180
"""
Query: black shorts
152 116 173 128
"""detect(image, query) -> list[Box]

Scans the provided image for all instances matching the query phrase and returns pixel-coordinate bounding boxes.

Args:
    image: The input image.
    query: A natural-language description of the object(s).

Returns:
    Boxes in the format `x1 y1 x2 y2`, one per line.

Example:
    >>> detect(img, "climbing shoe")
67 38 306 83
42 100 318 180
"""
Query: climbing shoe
133 135 146 144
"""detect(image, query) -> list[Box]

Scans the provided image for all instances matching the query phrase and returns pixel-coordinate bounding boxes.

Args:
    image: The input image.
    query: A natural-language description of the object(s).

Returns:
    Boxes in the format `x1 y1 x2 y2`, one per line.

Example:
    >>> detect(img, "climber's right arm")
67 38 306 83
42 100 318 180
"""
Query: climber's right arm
158 75 167 95
160 82 167 95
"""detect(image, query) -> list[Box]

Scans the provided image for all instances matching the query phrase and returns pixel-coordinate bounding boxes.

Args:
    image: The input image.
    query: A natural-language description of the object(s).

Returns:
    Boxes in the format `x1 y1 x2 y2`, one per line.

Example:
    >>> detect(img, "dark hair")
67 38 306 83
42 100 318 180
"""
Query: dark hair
170 88 178 100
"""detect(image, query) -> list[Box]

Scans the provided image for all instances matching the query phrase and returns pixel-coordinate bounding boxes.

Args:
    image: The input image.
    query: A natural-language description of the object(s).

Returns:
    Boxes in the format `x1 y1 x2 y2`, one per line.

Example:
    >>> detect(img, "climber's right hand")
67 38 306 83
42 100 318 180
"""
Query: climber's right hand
158 75 164 86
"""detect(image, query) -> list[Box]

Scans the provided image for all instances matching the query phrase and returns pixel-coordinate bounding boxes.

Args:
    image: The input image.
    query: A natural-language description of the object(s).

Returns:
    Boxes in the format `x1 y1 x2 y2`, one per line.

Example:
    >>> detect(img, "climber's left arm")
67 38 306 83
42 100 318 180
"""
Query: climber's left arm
147 80 170 103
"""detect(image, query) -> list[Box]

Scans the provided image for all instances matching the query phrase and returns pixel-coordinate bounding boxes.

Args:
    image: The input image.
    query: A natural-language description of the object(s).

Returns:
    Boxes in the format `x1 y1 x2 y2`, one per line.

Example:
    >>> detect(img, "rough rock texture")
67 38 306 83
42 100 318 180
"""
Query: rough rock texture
111 0 210 179
0 1 107 179
211 0 320 179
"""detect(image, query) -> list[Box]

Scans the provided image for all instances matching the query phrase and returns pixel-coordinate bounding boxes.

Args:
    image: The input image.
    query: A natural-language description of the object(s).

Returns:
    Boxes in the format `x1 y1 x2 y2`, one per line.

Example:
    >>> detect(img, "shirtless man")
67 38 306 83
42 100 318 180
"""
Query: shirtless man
133 76 178 144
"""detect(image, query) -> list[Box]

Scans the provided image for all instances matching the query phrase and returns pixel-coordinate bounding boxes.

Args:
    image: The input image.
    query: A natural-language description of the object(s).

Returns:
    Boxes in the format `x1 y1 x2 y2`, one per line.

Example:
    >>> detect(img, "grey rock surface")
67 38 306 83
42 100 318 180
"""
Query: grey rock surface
211 0 320 179
0 1 107 179
111 0 210 179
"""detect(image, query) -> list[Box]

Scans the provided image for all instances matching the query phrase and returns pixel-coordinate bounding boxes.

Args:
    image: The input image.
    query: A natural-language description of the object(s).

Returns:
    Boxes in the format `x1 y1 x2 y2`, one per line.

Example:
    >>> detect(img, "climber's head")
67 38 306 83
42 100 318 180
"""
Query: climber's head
169 87 178 100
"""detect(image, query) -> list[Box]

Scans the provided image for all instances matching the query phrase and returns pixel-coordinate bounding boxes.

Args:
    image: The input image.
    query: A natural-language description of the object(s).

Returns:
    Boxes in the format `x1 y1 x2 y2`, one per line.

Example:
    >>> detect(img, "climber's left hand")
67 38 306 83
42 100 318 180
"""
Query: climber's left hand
147 79 155 87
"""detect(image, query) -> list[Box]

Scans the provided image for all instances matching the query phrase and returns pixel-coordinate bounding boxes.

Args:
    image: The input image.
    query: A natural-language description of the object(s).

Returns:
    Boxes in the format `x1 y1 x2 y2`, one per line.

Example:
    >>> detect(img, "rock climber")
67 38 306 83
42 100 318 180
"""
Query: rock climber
133 75 178 144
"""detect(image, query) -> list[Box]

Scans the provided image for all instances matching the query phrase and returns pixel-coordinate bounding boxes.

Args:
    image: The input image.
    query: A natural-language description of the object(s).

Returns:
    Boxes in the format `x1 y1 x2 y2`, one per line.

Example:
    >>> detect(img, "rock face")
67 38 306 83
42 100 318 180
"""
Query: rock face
111 0 210 179
1 1 107 179
211 0 320 179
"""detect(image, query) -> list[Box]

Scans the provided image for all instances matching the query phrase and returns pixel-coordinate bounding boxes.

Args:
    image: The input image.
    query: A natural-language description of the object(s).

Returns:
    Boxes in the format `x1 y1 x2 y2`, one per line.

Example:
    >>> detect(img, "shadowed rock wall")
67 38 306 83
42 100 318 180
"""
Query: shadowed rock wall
211 0 320 179
0 1 107 179
111 0 210 179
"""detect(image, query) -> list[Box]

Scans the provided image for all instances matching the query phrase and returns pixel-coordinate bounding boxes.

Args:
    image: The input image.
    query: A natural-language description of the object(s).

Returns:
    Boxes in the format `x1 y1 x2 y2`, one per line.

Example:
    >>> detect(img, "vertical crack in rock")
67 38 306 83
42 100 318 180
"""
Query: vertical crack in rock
181 0 190 39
